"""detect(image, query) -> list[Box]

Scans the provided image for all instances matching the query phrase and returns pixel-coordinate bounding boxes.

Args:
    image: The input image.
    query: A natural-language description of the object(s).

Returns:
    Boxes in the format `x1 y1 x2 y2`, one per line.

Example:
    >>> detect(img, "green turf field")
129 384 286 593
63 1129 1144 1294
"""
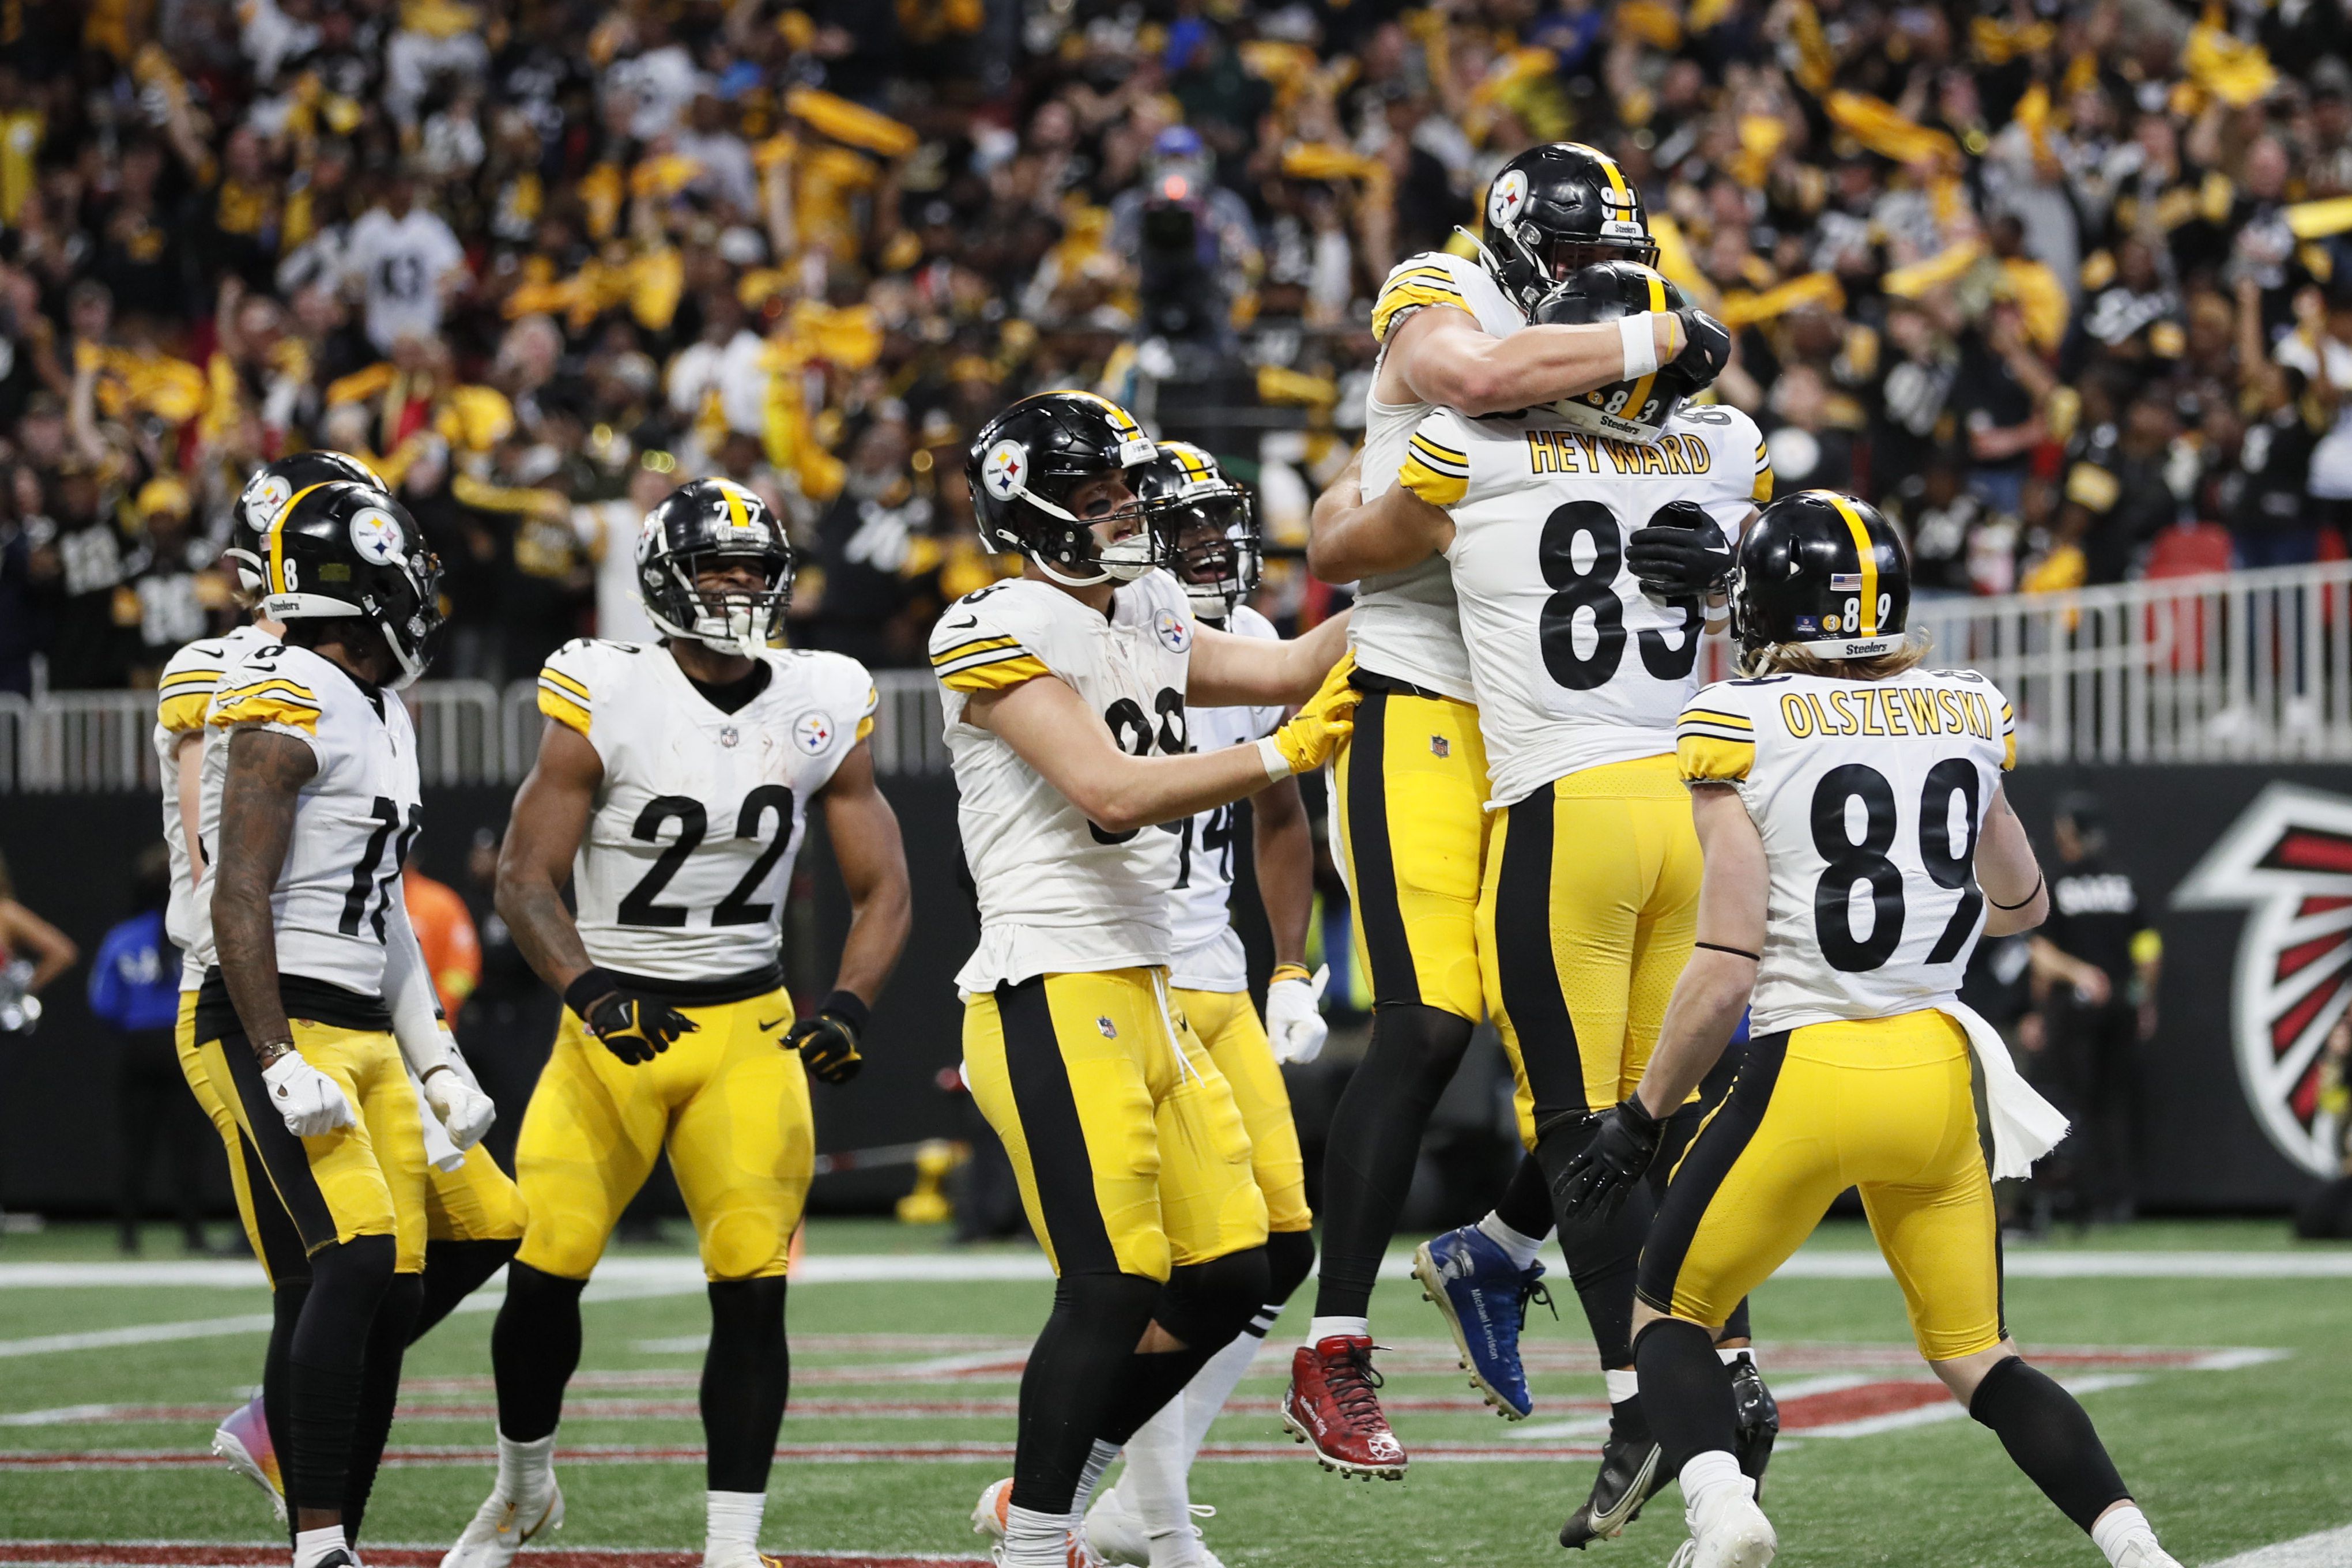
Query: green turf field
1 1218 2346 1567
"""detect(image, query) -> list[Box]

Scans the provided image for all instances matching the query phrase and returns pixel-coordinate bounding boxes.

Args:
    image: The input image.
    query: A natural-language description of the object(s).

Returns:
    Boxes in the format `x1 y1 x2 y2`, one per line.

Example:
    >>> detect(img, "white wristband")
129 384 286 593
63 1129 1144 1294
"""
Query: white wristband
1257 735 1294 782
1620 314 1660 379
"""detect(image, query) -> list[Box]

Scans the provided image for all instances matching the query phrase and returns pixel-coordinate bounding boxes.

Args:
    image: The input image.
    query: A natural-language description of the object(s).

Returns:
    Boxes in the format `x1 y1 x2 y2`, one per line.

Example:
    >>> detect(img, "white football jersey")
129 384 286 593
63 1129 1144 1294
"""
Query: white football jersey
1678 668 2018 1032
154 622 277 988
1167 605 1284 992
1353 251 1526 703
933 571 1196 990
191 640 424 1000
538 639 877 985
1401 402 1773 806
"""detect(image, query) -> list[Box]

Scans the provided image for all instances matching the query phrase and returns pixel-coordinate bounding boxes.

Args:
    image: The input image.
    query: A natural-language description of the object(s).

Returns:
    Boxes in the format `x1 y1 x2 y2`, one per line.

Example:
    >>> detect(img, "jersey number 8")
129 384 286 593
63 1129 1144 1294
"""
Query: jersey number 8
1810 759 1984 973
1539 501 1704 693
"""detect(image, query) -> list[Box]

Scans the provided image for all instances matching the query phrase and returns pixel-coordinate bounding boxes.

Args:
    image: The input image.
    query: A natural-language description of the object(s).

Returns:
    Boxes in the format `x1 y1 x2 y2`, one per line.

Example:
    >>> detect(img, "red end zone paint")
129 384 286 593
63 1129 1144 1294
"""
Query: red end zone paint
0 1551 983 1568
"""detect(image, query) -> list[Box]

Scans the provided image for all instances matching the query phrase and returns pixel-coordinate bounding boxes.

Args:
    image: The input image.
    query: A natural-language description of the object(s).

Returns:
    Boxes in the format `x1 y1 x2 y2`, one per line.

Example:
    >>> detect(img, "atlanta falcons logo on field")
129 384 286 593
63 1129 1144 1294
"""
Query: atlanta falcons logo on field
2173 783 2352 1176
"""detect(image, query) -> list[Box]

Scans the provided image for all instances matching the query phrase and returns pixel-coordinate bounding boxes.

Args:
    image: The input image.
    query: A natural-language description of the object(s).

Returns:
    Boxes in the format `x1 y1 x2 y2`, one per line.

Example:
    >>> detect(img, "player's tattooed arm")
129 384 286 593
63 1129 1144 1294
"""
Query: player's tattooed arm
496 718 605 995
1631 783 1767 1118
212 728 319 1061
816 738 911 1007
1977 785 2049 936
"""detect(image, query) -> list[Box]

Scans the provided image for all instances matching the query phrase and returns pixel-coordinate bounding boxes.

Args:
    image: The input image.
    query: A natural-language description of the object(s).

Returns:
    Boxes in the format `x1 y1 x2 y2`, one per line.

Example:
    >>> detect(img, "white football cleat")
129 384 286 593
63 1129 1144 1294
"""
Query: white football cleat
2112 1537 2184 1568
440 1480 564 1568
1083 1486 1222 1568
972 1479 1103 1568
1673 1482 1775 1568
210 1396 286 1524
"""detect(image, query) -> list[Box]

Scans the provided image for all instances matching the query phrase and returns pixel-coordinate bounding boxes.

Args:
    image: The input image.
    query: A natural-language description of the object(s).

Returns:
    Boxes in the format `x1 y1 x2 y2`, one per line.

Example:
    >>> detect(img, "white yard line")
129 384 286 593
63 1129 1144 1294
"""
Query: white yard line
2203 1524 2352 1567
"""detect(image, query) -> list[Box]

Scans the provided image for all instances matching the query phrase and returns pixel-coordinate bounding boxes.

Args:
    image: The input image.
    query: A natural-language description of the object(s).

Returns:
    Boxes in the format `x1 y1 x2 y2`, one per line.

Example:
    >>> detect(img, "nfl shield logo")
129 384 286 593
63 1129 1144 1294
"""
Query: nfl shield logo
1431 735 1450 759
1096 1016 1118 1039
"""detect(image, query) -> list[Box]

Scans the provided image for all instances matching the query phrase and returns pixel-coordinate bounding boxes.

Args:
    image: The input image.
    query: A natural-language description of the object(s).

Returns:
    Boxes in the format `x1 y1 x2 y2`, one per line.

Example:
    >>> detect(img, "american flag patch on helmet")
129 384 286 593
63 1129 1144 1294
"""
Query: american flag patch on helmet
1830 572 1864 590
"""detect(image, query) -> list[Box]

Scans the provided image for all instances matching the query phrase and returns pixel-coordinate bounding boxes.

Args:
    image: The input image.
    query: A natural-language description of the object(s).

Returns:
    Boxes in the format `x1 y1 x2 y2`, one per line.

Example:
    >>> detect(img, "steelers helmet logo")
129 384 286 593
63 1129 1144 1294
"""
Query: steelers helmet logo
794 710 836 755
983 439 1030 500
349 506 405 564
1487 168 1531 229
241 471 295 525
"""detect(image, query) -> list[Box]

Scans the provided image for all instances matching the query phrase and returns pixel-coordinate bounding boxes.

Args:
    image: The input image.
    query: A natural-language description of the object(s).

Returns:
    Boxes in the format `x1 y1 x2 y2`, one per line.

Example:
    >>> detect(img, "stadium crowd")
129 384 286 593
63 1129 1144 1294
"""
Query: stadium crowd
3 0 2351 696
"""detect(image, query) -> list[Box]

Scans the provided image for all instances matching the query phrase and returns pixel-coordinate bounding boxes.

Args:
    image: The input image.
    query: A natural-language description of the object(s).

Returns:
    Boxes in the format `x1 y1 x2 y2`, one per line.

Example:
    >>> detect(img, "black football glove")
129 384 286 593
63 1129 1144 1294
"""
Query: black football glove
785 990 869 1085
1627 500 1734 602
565 967 698 1065
1672 306 1733 387
1550 1097 1666 1223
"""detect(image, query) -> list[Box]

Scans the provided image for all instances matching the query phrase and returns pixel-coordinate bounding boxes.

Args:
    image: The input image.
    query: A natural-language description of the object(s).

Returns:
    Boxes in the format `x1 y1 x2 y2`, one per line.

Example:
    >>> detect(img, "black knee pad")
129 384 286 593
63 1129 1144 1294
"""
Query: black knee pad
1375 1002 1479 1087
707 1274 789 1339
1262 1229 1317 1317
1155 1247 1271 1351
1053 1268 1164 1324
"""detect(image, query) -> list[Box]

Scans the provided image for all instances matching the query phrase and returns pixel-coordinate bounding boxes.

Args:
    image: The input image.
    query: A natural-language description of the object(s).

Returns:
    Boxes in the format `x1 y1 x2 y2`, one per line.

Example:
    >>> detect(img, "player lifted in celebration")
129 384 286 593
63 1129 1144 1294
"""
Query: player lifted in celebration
193 481 481 1568
161 454 523 1527
942 392 1356 1568
448 478 910 1568
1310 261 1772 1542
1077 442 1326 1568
1556 493 2181 1568
1294 141 1730 1478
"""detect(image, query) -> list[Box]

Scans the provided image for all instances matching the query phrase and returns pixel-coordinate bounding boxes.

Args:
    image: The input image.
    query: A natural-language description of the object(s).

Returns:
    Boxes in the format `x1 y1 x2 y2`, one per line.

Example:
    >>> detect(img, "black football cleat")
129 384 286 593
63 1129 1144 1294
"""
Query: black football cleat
1558 1412 1664 1550
1729 1356 1779 1501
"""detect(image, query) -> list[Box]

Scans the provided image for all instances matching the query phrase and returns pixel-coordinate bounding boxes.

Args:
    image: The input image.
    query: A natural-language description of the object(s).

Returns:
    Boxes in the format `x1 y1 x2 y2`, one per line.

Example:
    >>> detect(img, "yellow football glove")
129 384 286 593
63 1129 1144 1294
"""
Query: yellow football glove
1269 651 1360 775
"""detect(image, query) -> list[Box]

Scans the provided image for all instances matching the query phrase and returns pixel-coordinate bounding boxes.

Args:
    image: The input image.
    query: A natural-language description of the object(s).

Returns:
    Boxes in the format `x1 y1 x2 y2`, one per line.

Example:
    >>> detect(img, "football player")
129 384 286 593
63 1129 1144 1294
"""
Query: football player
191 480 476 1568
445 478 910 1568
1293 140 1730 1477
1080 443 1324 1568
161 454 523 1528
1310 261 1774 1544
1557 493 2181 1568
941 391 1355 1568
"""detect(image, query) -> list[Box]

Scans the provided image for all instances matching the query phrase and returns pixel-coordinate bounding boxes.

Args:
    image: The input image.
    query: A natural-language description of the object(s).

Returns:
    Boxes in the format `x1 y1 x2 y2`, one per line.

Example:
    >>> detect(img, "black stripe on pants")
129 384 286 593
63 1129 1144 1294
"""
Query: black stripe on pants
1494 790 1588 1122
996 977 1118 1276
213 1034 344 1255
1637 1031 1789 1316
1343 693 1421 1006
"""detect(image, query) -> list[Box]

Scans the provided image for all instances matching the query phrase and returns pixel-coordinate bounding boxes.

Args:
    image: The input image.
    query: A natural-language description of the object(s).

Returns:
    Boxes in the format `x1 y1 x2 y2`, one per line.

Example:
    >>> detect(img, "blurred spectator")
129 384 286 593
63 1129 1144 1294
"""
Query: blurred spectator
404 867 481 1024
0 845 77 1035
88 845 212 1256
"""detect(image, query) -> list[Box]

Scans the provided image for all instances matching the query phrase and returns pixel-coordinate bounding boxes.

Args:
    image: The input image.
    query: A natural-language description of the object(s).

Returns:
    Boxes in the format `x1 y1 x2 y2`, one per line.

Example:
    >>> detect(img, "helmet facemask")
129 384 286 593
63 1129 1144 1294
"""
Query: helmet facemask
1022 473 1174 589
1167 493 1260 618
649 548 794 660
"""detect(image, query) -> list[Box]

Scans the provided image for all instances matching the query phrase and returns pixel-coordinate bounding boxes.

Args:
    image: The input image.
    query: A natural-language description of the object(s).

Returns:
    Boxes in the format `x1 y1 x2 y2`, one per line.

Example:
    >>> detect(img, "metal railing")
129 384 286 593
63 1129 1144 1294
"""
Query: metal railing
6 564 2348 791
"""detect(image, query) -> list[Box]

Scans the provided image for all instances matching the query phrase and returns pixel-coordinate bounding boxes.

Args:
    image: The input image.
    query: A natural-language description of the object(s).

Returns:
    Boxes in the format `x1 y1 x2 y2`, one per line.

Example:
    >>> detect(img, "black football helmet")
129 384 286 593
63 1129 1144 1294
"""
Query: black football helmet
968 391 1165 586
637 478 794 658
228 451 387 593
1534 261 1707 446
1731 490 1912 665
261 480 444 688
1137 440 1259 619
1479 142 1659 318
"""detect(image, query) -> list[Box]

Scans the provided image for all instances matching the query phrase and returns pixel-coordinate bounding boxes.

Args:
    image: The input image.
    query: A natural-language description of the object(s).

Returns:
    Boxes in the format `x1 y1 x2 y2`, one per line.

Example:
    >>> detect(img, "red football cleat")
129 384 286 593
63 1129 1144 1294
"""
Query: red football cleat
1280 1335 1407 1480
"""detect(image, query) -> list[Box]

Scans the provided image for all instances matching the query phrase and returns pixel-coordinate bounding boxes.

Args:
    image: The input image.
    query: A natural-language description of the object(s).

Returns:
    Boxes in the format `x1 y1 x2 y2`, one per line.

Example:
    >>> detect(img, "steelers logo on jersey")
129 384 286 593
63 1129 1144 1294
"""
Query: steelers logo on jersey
349 506 405 564
794 710 837 755
982 439 1028 500
1154 609 1191 653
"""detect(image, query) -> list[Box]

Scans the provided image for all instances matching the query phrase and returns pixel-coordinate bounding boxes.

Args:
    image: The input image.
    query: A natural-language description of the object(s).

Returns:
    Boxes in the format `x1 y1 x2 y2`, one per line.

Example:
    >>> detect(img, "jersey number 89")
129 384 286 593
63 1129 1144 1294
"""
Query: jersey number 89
1810 759 1984 972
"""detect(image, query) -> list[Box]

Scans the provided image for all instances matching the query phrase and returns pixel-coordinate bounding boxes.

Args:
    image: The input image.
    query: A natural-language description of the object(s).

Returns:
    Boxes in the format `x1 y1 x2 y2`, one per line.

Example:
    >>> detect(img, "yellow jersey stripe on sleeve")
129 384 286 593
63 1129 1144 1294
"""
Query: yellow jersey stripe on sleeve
158 689 213 734
211 691 323 733
212 677 321 710
159 668 224 690
1397 447 1469 508
939 652 1053 693
538 684 593 737
855 714 876 742
1373 276 1469 342
539 666 593 702
1678 733 1755 782
2000 702 2017 770
1679 707 1754 732
930 634 1023 666
1751 455 1774 505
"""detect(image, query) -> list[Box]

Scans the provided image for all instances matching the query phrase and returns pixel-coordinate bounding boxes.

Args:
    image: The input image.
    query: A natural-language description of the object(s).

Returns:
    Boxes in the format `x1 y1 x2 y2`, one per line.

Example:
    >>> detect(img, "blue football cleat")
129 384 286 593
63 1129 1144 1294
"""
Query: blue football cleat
1412 1225 1554 1420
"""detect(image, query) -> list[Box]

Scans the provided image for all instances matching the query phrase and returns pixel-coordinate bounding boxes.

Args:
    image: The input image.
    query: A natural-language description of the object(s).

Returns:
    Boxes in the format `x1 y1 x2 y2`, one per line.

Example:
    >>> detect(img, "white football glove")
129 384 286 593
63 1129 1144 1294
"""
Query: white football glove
261 1051 356 1138
1265 964 1330 1065
421 1047 496 1151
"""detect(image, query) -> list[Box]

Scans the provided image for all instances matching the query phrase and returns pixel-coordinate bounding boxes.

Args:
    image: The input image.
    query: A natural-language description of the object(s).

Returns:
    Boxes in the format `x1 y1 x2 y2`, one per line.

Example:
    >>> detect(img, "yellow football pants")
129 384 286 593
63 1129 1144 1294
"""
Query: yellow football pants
179 993 524 1287
1479 754 1702 1148
1331 685 1492 1021
194 1014 428 1277
517 989 811 1283
964 968 1269 1281
1639 1011 2006 1362
1173 986 1312 1235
